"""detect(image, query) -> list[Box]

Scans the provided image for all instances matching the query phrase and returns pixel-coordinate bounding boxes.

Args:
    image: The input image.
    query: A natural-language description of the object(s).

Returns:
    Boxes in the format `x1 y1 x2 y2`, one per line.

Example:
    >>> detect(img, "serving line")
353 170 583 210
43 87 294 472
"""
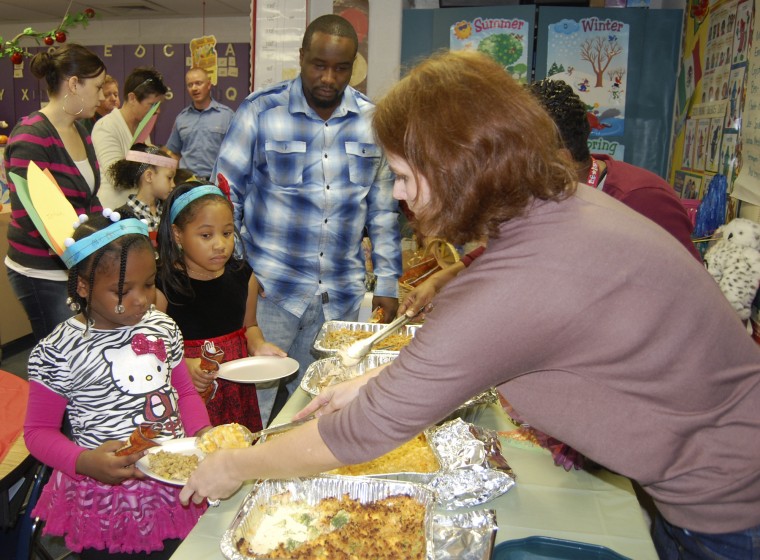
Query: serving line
170 388 657 560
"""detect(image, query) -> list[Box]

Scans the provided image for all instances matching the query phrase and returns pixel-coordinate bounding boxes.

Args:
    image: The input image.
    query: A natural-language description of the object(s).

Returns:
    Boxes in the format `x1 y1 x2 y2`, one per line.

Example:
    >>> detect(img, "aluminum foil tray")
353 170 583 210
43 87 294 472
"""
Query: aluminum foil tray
300 353 397 396
308 419 515 509
220 476 435 560
301 354 499 415
311 320 421 359
221 477 498 560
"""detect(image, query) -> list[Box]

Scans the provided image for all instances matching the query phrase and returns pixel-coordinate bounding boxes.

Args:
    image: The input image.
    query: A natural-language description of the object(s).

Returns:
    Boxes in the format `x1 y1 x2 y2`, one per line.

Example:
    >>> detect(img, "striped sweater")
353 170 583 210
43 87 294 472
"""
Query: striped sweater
4 112 102 271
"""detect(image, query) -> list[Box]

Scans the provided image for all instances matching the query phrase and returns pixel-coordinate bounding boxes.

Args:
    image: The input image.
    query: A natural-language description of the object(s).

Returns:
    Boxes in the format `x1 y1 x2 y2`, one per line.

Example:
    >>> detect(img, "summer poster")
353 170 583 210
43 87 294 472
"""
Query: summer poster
725 64 746 129
450 17 531 83
731 0 752 65
545 16 630 138
720 131 739 180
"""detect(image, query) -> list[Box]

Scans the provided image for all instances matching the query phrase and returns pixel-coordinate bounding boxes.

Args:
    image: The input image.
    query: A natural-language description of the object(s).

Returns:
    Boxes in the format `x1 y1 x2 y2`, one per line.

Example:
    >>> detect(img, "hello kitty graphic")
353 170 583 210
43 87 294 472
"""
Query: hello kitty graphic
104 334 181 435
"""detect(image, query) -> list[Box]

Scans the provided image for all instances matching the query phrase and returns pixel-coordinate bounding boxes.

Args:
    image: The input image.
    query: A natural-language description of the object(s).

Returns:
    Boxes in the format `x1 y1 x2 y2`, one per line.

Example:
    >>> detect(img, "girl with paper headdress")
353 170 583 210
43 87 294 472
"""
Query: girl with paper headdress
17 169 211 557
4 44 106 340
109 143 178 236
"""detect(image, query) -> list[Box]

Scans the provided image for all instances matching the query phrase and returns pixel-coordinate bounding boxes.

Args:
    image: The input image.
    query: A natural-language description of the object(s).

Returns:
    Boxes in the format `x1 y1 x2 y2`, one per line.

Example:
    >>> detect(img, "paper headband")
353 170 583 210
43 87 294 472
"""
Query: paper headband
9 161 150 269
62 217 149 268
126 150 178 170
169 185 225 224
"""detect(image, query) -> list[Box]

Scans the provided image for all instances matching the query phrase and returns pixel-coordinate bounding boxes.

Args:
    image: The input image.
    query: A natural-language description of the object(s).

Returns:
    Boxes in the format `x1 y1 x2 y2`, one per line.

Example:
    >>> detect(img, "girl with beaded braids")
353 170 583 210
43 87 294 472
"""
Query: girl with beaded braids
108 143 178 240
24 209 211 559
4 44 106 341
155 183 286 432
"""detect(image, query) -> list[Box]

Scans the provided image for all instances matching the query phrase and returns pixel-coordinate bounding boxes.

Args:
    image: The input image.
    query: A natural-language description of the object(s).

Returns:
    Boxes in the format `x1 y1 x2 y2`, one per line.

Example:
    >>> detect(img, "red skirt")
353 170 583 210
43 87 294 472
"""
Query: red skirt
184 328 263 432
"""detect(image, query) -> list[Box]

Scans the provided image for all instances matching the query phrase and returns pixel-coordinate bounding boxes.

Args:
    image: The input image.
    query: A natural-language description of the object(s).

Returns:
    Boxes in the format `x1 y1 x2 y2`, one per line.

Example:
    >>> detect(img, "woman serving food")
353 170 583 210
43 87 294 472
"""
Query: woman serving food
180 51 760 560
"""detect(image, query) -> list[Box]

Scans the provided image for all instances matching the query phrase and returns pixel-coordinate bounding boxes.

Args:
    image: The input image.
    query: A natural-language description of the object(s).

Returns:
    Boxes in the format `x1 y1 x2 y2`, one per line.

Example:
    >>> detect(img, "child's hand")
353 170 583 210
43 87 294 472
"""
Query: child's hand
250 342 287 357
186 357 215 392
75 440 147 484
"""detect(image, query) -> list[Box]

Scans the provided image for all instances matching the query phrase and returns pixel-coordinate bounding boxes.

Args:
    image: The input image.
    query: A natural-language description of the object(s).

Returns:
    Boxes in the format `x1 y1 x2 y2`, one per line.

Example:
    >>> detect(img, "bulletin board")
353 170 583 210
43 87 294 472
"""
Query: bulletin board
669 0 752 210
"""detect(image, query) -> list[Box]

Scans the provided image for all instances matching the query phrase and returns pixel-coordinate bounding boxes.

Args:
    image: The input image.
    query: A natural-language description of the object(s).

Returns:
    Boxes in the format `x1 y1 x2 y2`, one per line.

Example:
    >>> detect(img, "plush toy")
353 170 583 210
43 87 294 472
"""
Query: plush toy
704 218 760 321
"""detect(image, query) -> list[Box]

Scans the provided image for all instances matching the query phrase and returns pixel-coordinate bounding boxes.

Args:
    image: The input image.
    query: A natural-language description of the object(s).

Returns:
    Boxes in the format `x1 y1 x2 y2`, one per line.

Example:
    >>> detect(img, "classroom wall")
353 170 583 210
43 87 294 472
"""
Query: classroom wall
0 1 404 100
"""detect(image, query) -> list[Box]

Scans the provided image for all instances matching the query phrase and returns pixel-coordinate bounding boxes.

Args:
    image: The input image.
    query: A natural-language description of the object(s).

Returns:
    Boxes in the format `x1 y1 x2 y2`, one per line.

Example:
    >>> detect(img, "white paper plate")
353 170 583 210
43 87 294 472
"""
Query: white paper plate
136 437 202 486
217 356 299 384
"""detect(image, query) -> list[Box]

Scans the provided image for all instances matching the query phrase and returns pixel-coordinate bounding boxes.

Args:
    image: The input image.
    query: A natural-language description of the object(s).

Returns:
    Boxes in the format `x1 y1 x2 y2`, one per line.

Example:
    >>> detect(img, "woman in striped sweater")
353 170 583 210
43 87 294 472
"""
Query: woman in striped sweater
4 44 106 340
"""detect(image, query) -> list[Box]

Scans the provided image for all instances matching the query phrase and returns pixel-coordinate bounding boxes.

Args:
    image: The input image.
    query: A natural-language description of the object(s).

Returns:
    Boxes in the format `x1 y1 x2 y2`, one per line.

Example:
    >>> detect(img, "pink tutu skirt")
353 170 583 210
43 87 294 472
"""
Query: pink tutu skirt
33 469 207 554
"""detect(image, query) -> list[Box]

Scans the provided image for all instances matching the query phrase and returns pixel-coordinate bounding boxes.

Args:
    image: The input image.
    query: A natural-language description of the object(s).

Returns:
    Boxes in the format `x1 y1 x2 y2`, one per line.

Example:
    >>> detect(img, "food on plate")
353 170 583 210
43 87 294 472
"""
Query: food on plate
322 328 412 351
197 422 254 453
236 493 426 559
115 424 160 456
327 434 439 476
147 450 199 481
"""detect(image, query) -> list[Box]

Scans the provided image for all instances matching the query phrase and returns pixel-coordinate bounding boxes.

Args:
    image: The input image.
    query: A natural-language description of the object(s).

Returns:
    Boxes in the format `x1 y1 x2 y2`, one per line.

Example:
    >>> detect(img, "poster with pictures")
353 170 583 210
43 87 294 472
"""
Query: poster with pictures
695 119 711 171
706 116 724 172
450 16 531 83
674 170 704 199
545 16 629 137
725 64 746 129
720 131 739 182
683 118 697 169
732 0 753 65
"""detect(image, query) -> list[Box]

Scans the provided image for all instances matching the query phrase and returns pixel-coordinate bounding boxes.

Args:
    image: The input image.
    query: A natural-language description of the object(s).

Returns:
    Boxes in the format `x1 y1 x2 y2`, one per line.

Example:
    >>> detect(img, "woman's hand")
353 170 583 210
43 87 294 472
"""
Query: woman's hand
186 357 215 392
180 448 245 506
294 365 386 420
75 440 147 484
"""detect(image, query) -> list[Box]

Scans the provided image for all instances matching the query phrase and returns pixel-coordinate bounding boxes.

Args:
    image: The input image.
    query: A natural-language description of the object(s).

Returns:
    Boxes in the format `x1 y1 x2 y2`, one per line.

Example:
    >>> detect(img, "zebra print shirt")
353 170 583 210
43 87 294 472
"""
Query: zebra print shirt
28 309 187 449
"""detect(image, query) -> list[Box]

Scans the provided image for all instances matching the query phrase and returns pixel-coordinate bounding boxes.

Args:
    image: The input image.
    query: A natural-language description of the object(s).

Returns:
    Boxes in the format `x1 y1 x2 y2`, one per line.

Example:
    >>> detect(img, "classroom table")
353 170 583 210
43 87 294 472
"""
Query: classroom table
171 388 657 559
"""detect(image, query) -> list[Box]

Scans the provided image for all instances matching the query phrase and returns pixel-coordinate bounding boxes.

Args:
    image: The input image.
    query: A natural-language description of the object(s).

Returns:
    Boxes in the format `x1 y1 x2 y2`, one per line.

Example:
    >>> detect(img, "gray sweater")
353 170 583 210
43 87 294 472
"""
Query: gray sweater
320 186 760 534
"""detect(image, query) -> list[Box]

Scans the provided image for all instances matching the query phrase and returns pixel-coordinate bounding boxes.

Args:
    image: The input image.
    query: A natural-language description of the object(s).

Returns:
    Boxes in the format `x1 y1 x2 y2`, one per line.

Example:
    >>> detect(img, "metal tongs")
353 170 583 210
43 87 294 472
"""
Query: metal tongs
339 309 421 366
251 413 317 441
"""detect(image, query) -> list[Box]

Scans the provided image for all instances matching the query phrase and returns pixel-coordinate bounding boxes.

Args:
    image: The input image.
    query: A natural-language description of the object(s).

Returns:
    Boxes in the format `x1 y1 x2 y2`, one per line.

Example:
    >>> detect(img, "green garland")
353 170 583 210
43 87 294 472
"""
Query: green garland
0 8 96 63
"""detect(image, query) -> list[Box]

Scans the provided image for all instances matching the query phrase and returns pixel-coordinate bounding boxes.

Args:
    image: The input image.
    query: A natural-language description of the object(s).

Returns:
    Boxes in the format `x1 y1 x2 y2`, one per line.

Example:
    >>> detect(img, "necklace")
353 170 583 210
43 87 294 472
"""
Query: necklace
185 266 224 280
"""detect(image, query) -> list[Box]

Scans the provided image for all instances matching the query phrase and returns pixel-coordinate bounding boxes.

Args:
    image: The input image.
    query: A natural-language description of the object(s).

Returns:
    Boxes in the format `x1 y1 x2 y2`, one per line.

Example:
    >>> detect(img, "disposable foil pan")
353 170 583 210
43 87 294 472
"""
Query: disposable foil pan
311 320 421 359
300 353 397 396
432 509 498 560
300 354 499 414
220 476 435 560
312 419 515 509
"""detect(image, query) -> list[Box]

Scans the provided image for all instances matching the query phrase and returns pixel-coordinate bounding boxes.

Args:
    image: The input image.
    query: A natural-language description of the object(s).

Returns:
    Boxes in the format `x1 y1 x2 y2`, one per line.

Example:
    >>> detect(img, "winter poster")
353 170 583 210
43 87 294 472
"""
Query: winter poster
725 64 746 129
683 119 697 170
706 116 724 172
732 0 752 65
545 17 629 138
695 119 711 171
450 17 531 83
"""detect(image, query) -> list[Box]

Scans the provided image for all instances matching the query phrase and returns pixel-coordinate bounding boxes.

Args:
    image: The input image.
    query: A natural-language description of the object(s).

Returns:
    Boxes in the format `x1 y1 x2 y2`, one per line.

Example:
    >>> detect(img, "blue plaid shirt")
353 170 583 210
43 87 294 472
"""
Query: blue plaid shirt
212 77 401 320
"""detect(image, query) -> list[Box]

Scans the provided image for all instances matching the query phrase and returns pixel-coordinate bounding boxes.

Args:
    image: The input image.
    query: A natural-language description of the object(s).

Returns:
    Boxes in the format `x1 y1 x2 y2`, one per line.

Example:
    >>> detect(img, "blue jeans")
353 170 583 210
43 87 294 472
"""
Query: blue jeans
6 269 72 341
255 294 359 425
653 513 760 559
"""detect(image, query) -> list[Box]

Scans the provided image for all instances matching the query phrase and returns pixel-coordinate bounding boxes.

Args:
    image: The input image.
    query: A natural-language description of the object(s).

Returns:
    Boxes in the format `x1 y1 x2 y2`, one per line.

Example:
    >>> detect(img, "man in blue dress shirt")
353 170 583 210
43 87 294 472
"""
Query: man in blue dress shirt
213 14 402 424
167 67 234 179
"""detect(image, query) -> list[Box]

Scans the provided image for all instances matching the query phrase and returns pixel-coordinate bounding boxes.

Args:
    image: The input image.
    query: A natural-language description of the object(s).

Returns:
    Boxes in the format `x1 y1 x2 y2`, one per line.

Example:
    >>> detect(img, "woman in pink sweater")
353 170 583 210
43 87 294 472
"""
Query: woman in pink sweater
180 51 760 560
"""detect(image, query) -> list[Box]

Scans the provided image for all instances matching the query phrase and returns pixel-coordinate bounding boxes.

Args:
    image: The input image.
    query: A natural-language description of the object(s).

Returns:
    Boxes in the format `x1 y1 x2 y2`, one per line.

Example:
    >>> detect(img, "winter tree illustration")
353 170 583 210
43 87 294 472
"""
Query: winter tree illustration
580 36 623 87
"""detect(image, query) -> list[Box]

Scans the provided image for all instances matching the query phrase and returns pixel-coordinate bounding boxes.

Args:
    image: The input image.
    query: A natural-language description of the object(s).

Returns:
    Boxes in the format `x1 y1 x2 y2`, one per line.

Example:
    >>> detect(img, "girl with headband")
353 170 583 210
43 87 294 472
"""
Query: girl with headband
108 143 177 238
156 183 286 432
24 209 211 558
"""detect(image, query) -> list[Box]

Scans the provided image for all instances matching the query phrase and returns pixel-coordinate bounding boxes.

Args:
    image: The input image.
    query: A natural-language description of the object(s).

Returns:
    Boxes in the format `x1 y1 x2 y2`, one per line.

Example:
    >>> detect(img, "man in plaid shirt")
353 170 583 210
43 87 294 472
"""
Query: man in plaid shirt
213 14 401 424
